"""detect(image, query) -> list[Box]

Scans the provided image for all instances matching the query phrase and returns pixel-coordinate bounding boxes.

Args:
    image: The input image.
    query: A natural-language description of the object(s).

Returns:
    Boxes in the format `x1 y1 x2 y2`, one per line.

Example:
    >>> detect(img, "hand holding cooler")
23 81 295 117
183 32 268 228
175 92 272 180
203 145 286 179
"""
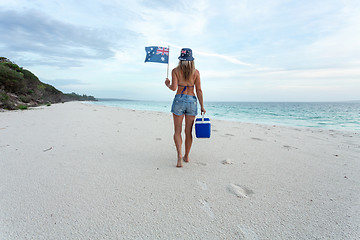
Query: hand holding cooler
195 114 211 138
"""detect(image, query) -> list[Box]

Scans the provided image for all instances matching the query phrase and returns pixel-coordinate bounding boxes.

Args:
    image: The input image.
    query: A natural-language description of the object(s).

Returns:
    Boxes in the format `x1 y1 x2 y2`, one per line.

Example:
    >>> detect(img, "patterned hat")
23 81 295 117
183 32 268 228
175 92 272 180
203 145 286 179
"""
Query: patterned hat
178 48 194 61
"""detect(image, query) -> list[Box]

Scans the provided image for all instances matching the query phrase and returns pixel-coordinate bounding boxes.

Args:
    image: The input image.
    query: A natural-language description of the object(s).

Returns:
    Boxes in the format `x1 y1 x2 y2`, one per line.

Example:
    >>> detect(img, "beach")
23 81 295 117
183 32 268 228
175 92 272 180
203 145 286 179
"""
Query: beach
0 101 359 239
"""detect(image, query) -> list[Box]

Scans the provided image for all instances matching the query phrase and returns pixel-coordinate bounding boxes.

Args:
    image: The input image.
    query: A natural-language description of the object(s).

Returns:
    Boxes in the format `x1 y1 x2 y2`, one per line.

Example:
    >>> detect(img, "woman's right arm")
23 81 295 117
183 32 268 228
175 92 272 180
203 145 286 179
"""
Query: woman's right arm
165 69 178 91
194 70 206 114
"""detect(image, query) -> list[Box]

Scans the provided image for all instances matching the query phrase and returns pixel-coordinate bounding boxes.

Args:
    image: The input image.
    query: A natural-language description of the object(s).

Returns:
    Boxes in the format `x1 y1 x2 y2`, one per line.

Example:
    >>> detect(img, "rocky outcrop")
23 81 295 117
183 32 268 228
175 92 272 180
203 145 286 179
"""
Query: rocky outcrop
0 57 96 110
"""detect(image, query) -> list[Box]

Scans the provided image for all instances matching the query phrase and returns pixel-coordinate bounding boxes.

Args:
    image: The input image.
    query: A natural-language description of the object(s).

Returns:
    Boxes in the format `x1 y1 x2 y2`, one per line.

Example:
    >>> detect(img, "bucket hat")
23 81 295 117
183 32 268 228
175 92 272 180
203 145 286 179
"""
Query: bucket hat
178 48 194 61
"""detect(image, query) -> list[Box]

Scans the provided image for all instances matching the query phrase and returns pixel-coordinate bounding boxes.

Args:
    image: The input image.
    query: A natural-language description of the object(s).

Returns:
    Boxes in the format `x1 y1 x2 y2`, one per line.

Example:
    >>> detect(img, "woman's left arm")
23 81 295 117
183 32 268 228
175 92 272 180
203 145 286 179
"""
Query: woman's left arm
165 69 177 91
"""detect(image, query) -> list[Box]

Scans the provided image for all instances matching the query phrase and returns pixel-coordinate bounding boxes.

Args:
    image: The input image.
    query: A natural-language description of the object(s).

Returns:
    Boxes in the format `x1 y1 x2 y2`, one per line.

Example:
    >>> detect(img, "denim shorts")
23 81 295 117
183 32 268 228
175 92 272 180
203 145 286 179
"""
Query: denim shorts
171 94 198 116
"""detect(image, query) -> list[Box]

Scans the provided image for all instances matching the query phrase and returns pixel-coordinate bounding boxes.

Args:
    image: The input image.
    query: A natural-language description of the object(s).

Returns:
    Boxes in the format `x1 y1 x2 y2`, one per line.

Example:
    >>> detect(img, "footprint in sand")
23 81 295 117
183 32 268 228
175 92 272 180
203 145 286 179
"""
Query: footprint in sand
197 180 208 190
222 159 233 165
283 145 298 150
228 183 254 198
220 133 234 137
199 199 215 219
237 225 259 239
194 162 207 166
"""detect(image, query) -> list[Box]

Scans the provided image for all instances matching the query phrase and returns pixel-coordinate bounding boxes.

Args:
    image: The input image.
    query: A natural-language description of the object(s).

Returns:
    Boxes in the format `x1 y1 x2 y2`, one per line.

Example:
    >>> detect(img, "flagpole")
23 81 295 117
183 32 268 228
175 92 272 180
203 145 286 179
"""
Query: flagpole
166 45 170 79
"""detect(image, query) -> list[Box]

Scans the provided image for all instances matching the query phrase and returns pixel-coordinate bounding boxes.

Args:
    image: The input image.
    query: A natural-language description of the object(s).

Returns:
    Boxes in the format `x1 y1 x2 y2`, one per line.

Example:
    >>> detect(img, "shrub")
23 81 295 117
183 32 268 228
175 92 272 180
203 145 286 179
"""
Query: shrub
2 62 22 72
0 64 25 93
0 93 9 101
18 105 28 110
19 95 30 103
37 84 46 90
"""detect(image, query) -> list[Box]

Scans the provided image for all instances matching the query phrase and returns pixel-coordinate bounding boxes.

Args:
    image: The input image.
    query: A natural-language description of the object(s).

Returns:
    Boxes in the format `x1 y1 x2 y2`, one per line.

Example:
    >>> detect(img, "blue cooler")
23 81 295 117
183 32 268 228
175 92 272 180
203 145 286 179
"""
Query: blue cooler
195 114 211 138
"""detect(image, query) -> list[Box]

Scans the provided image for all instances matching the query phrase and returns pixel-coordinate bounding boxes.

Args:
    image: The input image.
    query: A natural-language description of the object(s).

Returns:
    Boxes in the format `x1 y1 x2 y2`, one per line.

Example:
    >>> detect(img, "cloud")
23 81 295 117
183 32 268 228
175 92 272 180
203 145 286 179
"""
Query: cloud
44 78 86 86
1 0 359 101
127 0 210 45
265 67 360 80
168 42 254 68
0 9 137 66
197 50 254 67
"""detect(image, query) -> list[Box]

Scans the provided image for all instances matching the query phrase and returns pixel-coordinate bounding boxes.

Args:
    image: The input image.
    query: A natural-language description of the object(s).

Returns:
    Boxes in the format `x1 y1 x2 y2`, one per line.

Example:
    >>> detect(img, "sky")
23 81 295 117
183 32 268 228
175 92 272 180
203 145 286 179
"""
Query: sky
1 0 359 102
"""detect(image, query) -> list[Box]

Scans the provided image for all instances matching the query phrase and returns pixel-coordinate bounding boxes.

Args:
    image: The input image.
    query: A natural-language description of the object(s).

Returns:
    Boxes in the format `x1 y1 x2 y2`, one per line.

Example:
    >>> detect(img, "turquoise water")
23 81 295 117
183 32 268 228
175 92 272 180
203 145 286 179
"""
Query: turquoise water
91 100 360 132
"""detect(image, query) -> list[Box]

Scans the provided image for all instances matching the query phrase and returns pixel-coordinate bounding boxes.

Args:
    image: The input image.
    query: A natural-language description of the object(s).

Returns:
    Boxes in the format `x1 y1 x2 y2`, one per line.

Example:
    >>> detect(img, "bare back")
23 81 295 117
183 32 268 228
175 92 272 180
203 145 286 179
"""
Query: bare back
172 67 200 96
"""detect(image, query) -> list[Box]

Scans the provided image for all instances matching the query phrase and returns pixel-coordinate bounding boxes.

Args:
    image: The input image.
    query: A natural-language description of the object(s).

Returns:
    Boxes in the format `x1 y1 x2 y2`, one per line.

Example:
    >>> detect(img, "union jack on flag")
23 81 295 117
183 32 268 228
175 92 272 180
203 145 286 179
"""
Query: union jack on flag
156 47 169 56
144 46 169 64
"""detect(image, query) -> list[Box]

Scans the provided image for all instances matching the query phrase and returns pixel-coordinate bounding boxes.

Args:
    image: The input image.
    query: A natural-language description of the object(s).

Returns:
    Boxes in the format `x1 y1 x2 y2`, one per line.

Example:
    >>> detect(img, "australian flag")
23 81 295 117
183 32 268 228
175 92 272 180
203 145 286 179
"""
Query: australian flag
144 46 169 64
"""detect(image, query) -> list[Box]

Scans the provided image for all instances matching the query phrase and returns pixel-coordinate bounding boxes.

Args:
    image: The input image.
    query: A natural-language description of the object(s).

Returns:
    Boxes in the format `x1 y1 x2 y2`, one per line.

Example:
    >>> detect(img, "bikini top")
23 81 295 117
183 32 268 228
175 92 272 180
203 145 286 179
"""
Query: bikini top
178 85 194 96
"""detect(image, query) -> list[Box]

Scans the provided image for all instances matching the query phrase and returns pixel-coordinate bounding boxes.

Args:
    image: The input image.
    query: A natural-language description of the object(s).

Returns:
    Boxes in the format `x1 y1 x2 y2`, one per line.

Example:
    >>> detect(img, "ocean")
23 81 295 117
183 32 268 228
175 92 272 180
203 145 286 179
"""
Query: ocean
90 99 360 132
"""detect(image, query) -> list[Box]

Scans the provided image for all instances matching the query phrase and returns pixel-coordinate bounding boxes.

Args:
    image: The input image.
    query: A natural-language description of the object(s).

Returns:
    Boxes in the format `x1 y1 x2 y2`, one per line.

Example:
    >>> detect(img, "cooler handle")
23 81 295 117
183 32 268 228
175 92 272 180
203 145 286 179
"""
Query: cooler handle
202 112 205 122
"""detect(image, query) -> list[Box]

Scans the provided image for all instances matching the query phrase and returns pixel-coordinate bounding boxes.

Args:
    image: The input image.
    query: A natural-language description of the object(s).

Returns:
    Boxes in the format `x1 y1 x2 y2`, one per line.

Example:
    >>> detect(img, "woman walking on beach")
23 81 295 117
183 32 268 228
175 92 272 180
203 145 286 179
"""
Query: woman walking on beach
165 48 206 167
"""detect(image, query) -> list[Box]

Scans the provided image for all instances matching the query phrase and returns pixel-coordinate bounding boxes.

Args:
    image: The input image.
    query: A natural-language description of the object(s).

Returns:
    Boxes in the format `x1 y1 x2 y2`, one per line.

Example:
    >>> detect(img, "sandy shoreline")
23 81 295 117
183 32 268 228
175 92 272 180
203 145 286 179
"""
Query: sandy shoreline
1 102 359 239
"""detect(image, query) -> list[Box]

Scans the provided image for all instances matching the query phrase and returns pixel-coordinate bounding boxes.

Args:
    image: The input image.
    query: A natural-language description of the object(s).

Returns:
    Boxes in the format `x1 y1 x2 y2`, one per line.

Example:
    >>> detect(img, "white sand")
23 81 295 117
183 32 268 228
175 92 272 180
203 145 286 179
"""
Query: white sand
0 102 359 239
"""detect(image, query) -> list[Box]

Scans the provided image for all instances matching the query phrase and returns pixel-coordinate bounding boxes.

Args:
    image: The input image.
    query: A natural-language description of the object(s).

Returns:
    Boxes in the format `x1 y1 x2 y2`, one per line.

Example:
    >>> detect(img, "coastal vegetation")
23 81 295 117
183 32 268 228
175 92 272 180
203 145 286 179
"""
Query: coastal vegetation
0 57 96 110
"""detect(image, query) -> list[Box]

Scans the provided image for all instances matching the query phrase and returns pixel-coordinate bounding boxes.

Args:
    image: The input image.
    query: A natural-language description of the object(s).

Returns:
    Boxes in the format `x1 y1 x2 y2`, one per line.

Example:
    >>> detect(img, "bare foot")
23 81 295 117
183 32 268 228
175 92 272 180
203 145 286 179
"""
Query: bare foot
183 156 190 163
176 158 183 168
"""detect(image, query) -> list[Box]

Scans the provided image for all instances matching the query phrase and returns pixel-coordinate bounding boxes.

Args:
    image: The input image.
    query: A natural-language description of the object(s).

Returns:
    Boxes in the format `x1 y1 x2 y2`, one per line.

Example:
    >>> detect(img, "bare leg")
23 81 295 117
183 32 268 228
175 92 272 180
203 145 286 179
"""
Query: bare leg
173 114 184 167
183 115 196 163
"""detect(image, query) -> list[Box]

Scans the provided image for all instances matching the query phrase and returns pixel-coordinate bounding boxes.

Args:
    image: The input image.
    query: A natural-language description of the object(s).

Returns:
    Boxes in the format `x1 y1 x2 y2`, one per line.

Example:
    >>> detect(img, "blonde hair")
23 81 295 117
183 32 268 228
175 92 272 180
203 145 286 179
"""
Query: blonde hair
177 60 195 82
